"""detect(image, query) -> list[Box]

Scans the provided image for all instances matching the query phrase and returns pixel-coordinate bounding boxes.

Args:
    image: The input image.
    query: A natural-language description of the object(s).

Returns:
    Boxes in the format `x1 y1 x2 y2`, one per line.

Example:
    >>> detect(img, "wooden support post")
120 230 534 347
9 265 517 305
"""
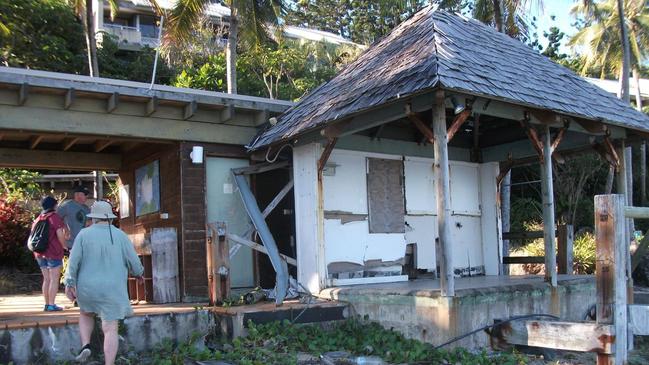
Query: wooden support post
207 222 230 305
541 125 557 287
557 224 574 275
433 89 454 297
93 170 103 199
595 195 628 365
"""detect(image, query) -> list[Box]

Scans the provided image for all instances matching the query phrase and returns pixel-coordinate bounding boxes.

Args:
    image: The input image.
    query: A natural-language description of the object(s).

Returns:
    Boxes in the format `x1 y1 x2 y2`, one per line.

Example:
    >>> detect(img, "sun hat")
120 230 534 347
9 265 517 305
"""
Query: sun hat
73 185 90 195
41 196 57 211
87 200 117 219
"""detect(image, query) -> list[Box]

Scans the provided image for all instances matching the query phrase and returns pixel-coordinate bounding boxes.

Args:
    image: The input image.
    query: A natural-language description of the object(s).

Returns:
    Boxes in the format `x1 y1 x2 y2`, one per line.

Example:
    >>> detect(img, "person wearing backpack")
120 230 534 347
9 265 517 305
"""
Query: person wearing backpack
30 196 68 312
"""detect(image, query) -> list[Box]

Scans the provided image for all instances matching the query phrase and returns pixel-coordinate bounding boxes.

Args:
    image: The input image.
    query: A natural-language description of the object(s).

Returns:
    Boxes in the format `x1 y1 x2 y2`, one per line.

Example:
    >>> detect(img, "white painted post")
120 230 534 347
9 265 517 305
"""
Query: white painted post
541 126 557 287
293 143 325 294
433 89 454 297
479 162 502 276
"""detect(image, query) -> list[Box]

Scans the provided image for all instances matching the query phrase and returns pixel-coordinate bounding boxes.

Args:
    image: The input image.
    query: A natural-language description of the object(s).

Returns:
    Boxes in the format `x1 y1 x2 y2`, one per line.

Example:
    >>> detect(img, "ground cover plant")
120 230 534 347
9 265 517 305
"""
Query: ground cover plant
60 319 528 365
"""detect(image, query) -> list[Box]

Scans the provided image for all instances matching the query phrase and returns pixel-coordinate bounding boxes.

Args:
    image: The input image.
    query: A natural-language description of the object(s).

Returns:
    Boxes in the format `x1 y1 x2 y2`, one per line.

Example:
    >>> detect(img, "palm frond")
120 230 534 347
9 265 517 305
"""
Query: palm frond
106 0 120 21
165 0 209 45
0 21 9 37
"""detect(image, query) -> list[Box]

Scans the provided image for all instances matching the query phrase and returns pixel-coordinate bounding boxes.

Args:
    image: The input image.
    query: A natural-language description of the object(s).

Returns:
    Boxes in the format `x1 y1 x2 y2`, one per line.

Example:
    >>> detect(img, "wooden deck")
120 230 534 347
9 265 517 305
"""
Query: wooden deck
0 292 344 330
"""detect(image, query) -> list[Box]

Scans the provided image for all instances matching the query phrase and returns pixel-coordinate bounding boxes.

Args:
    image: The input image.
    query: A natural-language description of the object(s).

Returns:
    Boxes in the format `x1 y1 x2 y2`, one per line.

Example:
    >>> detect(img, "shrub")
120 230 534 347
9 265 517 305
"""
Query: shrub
512 229 596 275
0 198 36 269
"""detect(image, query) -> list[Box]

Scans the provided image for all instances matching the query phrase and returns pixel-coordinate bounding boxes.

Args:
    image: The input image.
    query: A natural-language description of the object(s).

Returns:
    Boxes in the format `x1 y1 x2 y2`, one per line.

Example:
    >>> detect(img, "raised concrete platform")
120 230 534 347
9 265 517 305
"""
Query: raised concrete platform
0 293 347 364
320 275 596 349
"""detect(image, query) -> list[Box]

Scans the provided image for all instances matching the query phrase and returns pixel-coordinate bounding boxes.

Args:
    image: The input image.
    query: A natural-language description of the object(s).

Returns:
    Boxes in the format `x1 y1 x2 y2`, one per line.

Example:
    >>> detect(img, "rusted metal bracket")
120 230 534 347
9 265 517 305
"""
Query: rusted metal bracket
406 103 435 145
446 108 472 142
318 137 338 173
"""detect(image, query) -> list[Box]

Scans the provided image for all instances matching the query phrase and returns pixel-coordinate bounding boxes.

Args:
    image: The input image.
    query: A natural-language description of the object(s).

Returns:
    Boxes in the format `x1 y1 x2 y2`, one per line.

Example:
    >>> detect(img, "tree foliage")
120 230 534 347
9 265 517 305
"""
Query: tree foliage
285 0 428 45
0 0 86 73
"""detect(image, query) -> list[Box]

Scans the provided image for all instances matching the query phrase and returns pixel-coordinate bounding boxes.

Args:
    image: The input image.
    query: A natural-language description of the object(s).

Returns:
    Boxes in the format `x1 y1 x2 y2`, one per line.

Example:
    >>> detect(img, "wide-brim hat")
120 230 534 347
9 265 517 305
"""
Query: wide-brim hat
87 200 117 219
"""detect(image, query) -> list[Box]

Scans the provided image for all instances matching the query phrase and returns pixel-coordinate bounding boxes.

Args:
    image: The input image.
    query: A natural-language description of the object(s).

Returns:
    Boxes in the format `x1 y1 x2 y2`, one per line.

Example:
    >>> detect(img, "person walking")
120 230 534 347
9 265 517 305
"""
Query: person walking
57 185 90 249
64 201 144 365
31 196 68 311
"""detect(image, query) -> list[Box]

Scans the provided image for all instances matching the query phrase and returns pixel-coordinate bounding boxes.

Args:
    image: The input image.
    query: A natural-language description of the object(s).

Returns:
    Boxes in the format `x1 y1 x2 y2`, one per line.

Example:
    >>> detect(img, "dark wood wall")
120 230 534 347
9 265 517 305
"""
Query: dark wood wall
119 142 248 302
119 143 183 296
178 142 247 301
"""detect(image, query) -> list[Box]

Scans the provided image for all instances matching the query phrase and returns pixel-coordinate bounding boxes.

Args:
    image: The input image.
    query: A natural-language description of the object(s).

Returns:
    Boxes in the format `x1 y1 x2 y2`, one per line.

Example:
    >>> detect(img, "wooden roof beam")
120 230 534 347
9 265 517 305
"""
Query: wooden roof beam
254 109 269 125
64 88 75 109
406 103 435 145
220 104 234 123
184 100 197 120
29 135 44 149
146 96 158 116
62 137 80 151
18 83 28 105
107 92 119 113
94 139 113 153
446 108 472 142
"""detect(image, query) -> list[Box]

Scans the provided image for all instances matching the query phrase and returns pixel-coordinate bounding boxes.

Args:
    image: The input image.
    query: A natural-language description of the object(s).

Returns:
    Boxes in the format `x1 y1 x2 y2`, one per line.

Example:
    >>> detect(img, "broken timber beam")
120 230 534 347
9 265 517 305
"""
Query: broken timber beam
492 319 614 354
228 233 297 266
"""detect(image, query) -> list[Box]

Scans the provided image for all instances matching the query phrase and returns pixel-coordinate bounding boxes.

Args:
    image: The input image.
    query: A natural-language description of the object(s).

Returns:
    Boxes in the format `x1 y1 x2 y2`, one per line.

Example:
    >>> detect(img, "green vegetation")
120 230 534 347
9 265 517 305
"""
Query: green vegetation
78 319 528 365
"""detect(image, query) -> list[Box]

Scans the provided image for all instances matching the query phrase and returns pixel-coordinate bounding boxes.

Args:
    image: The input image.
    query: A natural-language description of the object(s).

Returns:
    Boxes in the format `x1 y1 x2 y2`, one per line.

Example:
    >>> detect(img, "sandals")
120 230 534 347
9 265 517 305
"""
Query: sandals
75 343 92 362
44 304 63 311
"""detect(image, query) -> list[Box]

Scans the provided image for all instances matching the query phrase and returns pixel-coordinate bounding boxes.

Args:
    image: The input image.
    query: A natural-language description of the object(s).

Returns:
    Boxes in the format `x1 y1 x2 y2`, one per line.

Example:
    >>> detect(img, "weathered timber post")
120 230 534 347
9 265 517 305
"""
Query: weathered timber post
206 222 230 305
433 89 454 297
557 224 574 275
595 195 627 365
541 126 557 287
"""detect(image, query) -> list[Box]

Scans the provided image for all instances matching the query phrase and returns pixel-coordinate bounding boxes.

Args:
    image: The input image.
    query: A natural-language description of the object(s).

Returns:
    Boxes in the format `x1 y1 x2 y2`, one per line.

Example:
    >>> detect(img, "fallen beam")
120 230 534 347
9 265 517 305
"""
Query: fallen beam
493 320 614 354
227 233 297 267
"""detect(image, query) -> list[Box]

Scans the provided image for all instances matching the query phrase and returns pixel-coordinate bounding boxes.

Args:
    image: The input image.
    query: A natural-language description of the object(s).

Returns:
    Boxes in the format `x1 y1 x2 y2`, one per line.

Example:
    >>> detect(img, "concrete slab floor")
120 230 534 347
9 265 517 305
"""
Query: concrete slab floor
320 274 594 298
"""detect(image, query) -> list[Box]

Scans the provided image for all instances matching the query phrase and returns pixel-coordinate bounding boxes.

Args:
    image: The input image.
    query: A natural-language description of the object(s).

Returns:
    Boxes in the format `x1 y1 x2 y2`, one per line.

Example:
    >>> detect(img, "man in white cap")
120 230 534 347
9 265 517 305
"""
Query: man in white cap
64 200 143 365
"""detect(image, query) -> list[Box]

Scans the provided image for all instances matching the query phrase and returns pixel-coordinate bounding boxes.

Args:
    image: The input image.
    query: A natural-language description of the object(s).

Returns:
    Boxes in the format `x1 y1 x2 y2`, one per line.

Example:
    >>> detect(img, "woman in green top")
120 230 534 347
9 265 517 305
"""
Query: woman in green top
64 201 144 365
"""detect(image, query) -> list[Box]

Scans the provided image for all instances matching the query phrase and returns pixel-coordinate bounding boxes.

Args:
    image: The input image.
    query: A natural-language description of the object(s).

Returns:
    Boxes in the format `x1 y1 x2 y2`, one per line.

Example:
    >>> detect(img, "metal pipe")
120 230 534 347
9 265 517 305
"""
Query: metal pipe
232 172 289 305
149 16 164 90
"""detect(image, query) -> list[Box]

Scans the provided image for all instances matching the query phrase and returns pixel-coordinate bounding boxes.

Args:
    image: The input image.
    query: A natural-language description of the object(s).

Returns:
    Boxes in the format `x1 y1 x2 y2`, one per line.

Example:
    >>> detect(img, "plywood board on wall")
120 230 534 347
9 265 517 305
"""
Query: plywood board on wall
367 158 405 233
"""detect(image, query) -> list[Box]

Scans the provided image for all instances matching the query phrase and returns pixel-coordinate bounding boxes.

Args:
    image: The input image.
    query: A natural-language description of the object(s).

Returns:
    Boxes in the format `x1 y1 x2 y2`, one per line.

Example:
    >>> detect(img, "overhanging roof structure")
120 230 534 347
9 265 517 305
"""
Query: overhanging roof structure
248 7 649 150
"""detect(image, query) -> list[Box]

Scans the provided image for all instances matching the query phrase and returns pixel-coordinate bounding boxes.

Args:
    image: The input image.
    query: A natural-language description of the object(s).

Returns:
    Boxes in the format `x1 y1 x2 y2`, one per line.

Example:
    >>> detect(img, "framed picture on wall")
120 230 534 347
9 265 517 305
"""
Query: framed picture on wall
119 184 130 218
135 160 160 216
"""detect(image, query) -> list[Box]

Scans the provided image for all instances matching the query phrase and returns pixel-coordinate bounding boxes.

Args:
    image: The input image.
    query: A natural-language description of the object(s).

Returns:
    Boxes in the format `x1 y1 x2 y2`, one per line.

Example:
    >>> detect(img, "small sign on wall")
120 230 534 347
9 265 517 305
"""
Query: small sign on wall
119 184 130 218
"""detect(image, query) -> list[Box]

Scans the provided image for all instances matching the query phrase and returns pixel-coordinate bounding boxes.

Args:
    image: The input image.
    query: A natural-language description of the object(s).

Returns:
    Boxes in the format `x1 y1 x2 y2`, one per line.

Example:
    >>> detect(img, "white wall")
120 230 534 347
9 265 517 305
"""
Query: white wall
321 149 501 277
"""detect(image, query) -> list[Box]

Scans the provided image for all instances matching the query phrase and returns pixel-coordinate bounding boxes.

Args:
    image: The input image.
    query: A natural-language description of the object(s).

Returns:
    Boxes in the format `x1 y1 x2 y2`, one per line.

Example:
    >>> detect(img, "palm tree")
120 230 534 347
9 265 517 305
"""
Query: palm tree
67 0 120 77
165 0 283 94
470 0 543 38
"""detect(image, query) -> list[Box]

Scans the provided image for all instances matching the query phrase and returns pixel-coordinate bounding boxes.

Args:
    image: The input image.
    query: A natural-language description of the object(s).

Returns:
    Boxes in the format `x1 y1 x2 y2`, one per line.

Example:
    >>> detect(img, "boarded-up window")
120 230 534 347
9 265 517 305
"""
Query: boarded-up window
367 158 405 233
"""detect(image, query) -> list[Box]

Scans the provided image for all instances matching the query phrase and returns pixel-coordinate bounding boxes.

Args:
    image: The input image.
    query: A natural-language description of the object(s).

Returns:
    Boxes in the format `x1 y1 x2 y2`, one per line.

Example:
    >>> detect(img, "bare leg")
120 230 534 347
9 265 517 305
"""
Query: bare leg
48 266 61 306
79 311 95 347
101 320 118 365
41 268 51 305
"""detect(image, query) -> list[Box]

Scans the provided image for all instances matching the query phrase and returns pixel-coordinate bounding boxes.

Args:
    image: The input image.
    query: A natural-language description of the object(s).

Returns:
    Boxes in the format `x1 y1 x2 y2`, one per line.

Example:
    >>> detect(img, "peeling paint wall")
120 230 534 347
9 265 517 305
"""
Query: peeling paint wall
322 149 501 277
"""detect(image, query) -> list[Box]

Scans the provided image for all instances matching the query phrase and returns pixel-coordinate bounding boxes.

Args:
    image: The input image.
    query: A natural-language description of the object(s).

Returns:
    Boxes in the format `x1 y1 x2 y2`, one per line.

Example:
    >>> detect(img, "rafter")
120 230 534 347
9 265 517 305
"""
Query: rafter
94 139 113 153
18 83 29 105
446 108 472 142
64 88 75 109
62 137 80 151
184 100 197 120
406 104 434 145
29 135 44 149
107 92 119 113
146 96 158 116
220 104 234 123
